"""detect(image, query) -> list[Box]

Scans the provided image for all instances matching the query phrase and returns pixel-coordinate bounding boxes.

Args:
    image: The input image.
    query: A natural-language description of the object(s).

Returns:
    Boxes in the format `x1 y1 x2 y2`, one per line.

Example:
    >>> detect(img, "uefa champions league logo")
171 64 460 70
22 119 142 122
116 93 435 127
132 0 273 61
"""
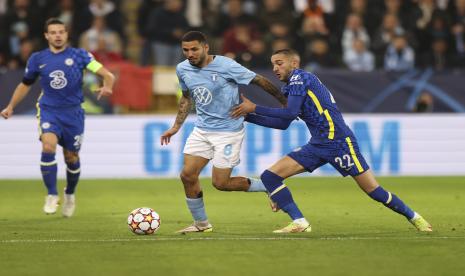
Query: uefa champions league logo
193 86 212 106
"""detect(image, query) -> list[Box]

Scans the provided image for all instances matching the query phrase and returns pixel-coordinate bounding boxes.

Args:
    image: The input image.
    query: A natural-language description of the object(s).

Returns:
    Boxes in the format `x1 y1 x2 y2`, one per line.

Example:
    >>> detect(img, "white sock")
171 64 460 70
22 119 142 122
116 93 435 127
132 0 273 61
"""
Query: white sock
293 218 309 225
411 212 420 220
247 178 267 192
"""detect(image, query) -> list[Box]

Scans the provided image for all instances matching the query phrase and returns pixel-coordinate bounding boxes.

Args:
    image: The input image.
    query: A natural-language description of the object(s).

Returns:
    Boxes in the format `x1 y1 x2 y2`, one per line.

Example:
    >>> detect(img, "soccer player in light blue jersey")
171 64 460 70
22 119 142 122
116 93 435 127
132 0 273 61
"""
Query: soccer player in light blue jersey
160 31 287 233
1 18 115 217
232 49 432 233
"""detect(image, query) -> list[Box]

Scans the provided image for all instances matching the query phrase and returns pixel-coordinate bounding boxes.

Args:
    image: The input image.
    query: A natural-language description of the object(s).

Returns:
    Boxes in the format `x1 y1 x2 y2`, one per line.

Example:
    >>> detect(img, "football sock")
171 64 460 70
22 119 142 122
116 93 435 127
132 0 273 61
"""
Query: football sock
369 186 415 220
261 170 304 220
40 152 58 195
186 196 208 222
247 177 267 192
294 218 309 225
65 160 81 194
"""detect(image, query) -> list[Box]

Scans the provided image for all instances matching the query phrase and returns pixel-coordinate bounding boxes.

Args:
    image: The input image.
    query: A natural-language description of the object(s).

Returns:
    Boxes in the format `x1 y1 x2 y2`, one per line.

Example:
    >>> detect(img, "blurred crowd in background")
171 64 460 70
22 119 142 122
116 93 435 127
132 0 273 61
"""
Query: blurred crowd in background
1 0 465 73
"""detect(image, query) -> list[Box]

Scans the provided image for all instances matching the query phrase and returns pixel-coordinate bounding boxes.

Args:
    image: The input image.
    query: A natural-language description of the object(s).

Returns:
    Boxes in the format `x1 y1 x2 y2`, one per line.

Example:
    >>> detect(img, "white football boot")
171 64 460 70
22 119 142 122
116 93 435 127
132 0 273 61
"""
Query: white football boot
176 221 213 234
273 221 312 233
43 195 59 214
62 192 76 218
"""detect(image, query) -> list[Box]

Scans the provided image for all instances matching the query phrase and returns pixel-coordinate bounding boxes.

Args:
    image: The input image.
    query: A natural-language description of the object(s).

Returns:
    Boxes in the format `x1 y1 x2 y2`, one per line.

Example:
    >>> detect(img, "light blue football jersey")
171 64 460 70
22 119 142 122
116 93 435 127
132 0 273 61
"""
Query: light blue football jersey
176 55 256 131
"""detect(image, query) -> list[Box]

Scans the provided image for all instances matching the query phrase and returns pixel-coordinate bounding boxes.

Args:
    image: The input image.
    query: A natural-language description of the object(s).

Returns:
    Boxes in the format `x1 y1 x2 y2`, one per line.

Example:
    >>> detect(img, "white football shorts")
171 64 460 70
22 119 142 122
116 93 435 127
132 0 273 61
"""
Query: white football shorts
183 127 245 169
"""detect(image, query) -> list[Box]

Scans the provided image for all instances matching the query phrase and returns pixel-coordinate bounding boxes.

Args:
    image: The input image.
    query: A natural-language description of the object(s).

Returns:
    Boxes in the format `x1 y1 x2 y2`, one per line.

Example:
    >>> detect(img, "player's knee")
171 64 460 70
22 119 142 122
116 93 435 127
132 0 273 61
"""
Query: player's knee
42 143 56 154
211 178 230 191
64 154 79 164
180 171 197 186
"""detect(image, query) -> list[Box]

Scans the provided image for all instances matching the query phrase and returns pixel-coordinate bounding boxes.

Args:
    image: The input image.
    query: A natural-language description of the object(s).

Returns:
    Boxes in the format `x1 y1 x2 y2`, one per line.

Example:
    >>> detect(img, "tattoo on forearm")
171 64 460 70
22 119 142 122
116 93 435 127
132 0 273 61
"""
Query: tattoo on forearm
252 75 287 105
174 95 191 128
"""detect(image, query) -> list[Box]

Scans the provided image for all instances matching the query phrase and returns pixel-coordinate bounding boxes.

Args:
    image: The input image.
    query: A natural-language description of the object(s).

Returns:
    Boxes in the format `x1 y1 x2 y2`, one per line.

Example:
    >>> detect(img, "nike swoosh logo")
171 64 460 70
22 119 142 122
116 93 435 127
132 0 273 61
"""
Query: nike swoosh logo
39 64 46 68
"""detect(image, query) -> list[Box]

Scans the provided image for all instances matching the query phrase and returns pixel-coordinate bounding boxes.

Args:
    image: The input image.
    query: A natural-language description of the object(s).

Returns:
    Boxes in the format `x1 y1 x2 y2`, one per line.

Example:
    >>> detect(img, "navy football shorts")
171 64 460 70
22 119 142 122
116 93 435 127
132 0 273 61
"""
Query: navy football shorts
288 137 370 177
37 105 85 152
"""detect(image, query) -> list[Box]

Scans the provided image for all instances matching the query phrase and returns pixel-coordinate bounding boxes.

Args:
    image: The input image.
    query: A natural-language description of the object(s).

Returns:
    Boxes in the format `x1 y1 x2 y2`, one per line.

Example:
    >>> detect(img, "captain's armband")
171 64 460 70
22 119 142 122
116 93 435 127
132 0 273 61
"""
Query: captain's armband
86 60 103 73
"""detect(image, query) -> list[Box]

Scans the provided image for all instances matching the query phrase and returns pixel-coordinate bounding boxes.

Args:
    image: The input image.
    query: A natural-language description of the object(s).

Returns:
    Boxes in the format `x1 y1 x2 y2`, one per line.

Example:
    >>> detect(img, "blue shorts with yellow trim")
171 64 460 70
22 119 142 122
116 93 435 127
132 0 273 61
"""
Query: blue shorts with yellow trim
288 137 370 177
37 105 85 152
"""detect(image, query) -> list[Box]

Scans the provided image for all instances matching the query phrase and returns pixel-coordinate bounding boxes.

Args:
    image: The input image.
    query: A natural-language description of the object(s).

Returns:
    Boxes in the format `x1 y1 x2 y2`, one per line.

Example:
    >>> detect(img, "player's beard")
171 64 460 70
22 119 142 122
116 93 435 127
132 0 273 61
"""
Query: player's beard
189 51 207 67
50 40 66 51
283 68 293 81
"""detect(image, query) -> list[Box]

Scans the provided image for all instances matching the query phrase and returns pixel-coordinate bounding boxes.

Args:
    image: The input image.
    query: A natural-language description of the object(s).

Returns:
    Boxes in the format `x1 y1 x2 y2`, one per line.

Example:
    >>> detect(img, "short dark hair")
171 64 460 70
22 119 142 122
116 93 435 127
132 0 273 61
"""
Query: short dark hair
44 18 65 33
272 48 300 58
182 31 208 44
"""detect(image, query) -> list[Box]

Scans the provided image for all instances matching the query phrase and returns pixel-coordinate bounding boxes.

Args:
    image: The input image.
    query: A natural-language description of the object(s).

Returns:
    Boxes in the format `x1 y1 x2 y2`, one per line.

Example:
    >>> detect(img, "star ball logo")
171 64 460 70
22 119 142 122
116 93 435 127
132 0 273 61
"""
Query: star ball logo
193 86 212 106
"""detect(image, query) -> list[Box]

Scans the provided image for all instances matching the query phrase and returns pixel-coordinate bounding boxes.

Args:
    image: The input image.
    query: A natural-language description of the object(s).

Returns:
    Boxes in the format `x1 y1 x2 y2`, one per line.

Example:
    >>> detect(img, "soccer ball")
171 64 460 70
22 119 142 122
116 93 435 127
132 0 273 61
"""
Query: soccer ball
127 207 161 235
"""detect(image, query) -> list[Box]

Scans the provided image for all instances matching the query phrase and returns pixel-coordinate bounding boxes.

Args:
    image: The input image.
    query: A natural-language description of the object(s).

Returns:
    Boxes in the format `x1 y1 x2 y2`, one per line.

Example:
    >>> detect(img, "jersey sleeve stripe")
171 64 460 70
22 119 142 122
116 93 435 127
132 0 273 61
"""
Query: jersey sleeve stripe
36 94 42 136
323 110 335 139
86 60 103 73
307 90 323 114
345 137 364 173
308 90 335 140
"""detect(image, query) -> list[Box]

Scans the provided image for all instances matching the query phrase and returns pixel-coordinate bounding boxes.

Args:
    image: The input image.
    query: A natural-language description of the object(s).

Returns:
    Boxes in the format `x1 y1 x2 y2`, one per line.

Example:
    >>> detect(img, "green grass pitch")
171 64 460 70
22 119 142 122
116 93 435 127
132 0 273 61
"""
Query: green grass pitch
1 177 464 276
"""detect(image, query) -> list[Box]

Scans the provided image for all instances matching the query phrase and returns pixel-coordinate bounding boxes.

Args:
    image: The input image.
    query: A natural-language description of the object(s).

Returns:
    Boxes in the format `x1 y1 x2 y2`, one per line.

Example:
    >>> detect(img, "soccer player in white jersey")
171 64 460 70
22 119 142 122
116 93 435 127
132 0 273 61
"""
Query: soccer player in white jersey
160 31 287 233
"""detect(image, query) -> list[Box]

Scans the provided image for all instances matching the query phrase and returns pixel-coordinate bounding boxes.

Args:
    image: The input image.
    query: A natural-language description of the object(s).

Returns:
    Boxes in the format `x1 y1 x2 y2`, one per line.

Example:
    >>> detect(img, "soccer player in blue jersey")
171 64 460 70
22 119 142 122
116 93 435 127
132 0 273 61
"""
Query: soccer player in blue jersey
160 31 287 233
231 49 432 233
1 18 115 217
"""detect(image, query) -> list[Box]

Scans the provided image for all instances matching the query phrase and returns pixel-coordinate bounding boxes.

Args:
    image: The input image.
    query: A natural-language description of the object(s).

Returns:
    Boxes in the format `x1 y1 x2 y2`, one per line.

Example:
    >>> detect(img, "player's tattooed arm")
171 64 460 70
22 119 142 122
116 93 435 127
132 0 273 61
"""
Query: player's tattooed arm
251 74 287 105
173 90 192 130
161 90 191 145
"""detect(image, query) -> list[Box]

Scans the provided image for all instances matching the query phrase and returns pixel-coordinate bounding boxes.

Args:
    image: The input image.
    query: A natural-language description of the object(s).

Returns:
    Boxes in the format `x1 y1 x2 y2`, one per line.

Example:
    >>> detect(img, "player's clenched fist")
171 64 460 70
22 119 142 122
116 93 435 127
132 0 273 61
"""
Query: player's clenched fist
1 106 13 119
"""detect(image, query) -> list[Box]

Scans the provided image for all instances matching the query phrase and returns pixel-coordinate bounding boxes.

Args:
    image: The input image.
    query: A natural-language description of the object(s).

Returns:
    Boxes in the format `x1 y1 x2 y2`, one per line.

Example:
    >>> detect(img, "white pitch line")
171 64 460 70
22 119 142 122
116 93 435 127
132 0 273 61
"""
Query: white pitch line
1 236 464 243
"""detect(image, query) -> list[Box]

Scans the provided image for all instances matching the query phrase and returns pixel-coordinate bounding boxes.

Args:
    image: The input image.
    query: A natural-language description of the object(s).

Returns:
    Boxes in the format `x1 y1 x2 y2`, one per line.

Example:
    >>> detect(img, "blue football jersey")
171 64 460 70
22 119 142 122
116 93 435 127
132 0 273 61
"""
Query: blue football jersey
283 69 355 144
24 47 96 107
176 55 256 131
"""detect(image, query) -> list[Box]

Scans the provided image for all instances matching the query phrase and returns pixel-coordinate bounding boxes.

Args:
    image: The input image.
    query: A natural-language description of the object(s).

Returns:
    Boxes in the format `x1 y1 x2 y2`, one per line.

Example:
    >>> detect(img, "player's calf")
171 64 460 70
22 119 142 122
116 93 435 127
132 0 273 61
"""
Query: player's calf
40 152 58 195
368 186 415 220
261 170 303 218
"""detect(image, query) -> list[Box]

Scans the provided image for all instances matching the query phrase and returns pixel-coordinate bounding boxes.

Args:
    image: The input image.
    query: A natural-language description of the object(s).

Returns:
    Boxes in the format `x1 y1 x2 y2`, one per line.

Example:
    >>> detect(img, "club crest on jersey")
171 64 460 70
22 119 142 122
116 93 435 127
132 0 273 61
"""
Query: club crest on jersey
65 58 74 66
41 122 50 129
211 73 218 81
193 86 212 106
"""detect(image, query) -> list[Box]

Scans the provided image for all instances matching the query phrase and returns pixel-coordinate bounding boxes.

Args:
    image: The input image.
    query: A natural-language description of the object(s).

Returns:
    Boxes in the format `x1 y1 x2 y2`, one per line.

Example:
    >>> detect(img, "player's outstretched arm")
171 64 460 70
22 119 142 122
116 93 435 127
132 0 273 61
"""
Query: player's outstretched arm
1 83 32 119
94 67 115 100
245 113 292 130
232 94 303 120
160 91 192 146
251 74 287 105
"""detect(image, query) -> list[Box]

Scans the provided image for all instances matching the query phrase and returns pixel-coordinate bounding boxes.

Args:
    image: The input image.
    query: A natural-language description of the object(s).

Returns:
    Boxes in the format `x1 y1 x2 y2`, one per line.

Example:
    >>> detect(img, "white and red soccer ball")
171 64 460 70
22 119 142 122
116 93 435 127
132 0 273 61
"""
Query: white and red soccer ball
127 207 161 235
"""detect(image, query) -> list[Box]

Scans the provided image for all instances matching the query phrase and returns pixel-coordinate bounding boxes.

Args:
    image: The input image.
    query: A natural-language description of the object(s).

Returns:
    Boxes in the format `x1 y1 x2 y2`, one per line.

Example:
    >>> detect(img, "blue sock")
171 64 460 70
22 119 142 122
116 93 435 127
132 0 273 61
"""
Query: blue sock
261 170 304 220
65 160 81 194
247 178 267 192
186 196 208 222
40 152 58 195
369 186 415 220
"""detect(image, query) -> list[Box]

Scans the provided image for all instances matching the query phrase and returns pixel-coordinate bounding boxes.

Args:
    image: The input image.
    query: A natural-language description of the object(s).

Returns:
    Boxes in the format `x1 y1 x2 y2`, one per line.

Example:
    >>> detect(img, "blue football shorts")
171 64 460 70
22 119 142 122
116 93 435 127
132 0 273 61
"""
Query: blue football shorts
37 105 85 152
288 137 370 177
